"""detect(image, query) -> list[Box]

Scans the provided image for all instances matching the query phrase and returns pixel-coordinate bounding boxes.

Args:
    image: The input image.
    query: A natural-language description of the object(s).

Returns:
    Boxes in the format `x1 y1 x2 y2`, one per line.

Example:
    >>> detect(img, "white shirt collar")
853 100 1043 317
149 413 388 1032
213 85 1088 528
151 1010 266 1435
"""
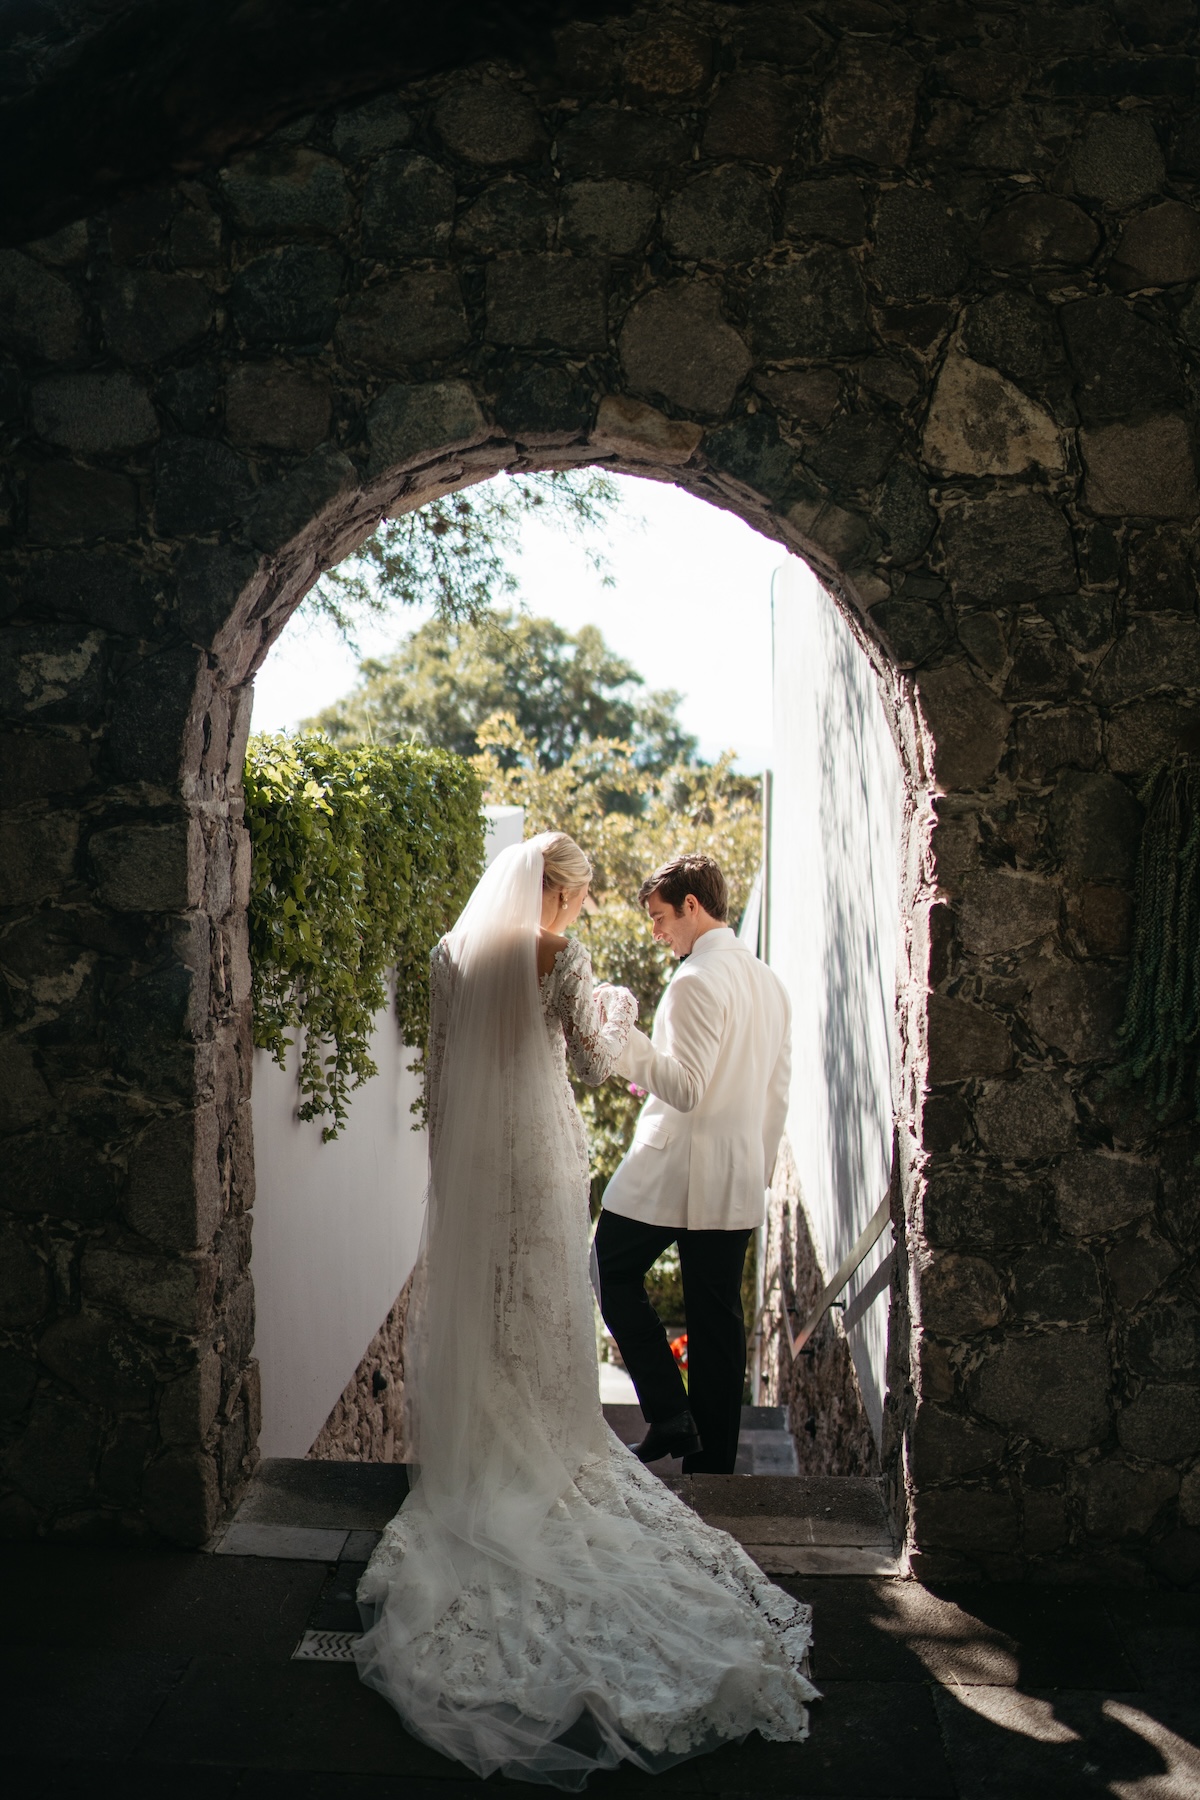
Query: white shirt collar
689 926 737 959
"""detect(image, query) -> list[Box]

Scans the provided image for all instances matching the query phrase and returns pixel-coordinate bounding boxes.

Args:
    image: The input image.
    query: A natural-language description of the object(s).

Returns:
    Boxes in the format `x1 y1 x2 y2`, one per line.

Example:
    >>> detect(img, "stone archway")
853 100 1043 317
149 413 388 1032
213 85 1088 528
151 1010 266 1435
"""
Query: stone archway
3 1 1200 1584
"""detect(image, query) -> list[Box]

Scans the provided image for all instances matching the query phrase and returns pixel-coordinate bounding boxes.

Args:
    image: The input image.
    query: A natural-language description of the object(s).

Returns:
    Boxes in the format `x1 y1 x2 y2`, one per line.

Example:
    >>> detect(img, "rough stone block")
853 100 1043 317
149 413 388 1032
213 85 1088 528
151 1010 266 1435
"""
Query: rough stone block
331 95 414 161
922 353 1062 478
804 414 900 493
366 379 487 477
0 619 105 719
920 1252 1005 1335
972 1331 1110 1450
940 490 1077 605
243 446 357 556
218 145 350 237
1080 416 1199 519
980 193 1100 266
1106 1234 1180 1311
1181 1466 1200 1528
1022 956 1123 1061
229 246 343 346
1050 769 1141 884
1015 707 1100 779
1069 112 1165 208
433 81 545 165
159 1350 222 1445
1092 615 1200 706
98 1417 154 1506
494 367 590 443
0 251 87 361
558 109 689 182
559 180 656 256
874 459 937 563
143 1447 221 1546
869 600 949 668
360 152 454 257
99 270 213 364
1127 1301 1200 1383
871 187 969 299
225 362 332 452
782 177 865 245
620 282 751 417
456 178 555 253
0 813 78 905
755 368 840 430
1084 1460 1177 1539
747 248 870 360
822 42 921 166
912 1485 1018 1554
858 354 919 408
926 993 1012 1083
0 1036 54 1131
974 1071 1077 1159
1077 884 1132 958
0 1225 49 1326
1055 1151 1157 1235
222 1276 256 1370
90 819 203 912
663 166 773 264
703 73 795 163
962 289 1066 390
1110 200 1200 288
37 1309 159 1410
1118 1383 1200 1461
731 4 820 67
337 269 469 369
1013 1245 1102 1322
31 371 158 454
154 436 254 537
918 662 1012 791
590 394 702 465
107 641 208 786
623 24 712 100
27 464 137 544
124 1107 222 1250
82 1245 217 1331
1125 527 1199 612
706 412 796 503
1061 296 1182 423
2 1394 101 1507
1022 1489 1069 1554
0 1348 36 1421
170 205 222 267
486 255 606 350
910 1406 1006 1483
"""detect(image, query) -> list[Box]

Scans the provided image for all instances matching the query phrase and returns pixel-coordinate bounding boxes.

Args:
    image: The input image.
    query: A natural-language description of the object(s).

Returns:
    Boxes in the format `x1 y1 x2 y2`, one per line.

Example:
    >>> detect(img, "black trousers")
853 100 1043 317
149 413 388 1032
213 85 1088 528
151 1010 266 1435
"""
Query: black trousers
594 1209 752 1475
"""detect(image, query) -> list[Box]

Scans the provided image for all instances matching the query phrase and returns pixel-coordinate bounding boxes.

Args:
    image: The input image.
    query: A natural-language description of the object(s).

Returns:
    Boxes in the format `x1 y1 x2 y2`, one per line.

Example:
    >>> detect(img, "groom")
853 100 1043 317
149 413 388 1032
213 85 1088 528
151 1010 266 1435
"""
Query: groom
596 854 791 1474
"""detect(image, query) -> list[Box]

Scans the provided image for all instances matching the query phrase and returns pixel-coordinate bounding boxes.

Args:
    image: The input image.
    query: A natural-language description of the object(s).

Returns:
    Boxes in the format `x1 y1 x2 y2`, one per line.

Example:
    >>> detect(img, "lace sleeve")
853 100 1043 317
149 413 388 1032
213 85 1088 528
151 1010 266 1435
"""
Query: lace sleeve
550 939 638 1087
426 939 453 1154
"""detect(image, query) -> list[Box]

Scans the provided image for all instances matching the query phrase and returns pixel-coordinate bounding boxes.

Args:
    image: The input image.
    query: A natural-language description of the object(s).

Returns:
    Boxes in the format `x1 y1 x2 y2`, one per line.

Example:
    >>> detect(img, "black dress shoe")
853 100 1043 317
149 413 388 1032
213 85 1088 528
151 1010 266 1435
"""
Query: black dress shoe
629 1409 702 1463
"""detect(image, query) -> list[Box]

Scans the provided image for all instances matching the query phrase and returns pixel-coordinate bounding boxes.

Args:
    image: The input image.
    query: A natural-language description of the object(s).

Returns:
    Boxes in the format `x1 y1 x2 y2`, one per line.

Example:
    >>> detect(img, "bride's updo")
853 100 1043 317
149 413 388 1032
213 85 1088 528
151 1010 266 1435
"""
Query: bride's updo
539 832 592 892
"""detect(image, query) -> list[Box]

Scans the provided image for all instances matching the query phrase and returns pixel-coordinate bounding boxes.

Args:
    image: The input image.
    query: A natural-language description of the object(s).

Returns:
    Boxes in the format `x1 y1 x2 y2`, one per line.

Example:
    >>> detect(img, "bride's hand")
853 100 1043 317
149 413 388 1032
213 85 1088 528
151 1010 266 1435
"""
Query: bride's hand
594 981 637 1023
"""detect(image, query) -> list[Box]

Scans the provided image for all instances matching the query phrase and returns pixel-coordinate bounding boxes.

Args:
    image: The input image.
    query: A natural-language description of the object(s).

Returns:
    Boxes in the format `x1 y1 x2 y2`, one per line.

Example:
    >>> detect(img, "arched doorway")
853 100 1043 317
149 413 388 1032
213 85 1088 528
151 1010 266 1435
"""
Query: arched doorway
3 13 1193 1585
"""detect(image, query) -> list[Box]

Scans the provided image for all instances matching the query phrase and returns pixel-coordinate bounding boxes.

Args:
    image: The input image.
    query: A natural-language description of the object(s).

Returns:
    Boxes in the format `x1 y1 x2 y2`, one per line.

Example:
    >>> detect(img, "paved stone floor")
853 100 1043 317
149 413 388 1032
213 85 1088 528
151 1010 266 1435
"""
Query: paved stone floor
4 1533 1199 1797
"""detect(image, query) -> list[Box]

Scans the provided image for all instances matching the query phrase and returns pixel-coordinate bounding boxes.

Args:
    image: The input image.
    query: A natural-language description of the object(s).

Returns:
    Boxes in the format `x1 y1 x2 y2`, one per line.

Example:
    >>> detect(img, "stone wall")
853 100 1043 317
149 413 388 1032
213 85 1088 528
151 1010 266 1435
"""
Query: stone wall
1 0 1199 1579
307 1280 411 1464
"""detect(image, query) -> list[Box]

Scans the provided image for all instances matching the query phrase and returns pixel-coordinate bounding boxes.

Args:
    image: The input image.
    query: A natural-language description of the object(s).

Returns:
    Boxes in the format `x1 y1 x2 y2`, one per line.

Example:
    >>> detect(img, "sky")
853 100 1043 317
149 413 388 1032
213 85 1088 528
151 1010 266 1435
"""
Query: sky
249 472 816 772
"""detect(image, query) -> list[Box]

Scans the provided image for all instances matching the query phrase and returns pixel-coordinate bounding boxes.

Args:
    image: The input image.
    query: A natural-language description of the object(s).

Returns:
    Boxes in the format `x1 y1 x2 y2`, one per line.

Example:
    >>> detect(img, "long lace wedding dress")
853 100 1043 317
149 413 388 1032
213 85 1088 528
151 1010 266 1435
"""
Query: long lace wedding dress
354 837 816 1788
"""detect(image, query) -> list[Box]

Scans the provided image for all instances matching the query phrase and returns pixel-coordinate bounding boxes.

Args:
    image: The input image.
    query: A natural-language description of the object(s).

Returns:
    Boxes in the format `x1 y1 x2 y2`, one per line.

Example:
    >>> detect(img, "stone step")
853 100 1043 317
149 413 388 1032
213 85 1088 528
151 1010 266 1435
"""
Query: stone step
216 1451 899 1578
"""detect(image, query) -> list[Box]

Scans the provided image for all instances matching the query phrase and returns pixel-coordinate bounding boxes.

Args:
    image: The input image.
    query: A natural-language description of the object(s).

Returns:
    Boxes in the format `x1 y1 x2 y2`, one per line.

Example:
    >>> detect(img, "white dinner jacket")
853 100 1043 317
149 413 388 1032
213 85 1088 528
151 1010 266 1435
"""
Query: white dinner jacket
602 927 791 1232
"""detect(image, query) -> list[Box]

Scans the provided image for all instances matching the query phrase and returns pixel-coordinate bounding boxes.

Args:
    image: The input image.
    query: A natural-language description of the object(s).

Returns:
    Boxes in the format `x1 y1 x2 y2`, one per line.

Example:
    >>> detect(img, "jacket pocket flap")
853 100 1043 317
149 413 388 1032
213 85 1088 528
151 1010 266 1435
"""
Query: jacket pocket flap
633 1116 671 1149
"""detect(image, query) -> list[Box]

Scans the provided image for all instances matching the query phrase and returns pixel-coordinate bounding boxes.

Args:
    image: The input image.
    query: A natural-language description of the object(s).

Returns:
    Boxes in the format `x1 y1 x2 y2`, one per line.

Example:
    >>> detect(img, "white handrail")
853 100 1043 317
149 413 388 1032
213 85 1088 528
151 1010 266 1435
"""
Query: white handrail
781 1194 892 1360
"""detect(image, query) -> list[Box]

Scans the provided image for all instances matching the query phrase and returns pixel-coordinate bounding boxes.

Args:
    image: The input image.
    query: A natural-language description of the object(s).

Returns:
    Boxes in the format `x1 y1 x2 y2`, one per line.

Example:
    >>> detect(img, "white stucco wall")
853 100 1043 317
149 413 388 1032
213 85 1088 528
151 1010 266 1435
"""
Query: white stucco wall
768 560 902 1442
251 804 524 1459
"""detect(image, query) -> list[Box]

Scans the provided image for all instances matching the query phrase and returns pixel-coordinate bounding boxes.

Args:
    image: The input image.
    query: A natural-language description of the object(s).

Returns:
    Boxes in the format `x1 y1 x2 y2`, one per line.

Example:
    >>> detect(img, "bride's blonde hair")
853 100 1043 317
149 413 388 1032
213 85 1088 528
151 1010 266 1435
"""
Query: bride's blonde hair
540 832 592 892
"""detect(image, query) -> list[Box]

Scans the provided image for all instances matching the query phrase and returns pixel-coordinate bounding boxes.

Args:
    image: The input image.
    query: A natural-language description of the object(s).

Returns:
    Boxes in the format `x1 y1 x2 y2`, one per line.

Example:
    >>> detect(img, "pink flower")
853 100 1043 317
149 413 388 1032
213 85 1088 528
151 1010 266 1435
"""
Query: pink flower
628 1082 647 1098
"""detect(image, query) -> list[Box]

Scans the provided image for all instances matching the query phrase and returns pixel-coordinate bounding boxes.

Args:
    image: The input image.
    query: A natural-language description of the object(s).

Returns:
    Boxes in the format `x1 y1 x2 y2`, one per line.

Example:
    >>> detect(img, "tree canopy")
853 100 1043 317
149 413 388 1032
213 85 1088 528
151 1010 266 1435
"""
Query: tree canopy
305 608 698 775
303 469 621 647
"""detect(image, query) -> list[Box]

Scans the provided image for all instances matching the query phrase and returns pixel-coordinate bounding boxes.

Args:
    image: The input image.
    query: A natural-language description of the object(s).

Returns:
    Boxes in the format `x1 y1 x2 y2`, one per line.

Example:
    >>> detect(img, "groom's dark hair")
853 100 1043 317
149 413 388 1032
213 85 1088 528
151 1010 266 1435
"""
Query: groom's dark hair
638 854 729 922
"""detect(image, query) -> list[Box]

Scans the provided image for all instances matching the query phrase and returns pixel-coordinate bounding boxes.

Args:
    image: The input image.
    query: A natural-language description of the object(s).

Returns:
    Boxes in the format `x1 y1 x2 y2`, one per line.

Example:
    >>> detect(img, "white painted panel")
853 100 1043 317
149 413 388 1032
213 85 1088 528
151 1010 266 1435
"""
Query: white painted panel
251 804 524 1458
768 561 902 1441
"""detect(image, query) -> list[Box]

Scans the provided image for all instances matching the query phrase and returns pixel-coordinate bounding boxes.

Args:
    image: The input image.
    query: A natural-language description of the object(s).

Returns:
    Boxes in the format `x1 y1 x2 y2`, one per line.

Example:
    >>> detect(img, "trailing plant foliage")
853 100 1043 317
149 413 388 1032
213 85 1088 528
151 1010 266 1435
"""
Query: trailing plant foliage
1115 753 1200 1118
245 733 484 1138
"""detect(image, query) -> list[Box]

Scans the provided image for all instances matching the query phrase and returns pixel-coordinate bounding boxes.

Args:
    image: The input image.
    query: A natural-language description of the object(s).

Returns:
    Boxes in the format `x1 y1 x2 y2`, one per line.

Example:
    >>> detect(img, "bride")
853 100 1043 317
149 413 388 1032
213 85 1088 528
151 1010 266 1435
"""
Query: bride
354 831 816 1787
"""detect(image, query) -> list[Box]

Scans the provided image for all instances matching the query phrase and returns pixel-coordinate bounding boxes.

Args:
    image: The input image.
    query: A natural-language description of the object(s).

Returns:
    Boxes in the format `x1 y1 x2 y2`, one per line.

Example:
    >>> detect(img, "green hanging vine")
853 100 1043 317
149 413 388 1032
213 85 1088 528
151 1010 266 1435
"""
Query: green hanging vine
1115 752 1200 1119
245 733 484 1138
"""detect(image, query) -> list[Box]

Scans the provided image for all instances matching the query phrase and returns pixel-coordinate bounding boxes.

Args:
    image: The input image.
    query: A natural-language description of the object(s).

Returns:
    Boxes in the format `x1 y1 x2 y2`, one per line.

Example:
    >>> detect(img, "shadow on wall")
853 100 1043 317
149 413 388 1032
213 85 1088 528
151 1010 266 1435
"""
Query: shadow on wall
768 560 903 1445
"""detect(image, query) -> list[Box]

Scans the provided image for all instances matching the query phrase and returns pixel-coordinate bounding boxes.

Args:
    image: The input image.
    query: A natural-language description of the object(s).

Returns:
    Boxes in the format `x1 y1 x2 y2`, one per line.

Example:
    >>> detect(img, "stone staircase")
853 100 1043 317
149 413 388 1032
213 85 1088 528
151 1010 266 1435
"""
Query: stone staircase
211 1406 900 1599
